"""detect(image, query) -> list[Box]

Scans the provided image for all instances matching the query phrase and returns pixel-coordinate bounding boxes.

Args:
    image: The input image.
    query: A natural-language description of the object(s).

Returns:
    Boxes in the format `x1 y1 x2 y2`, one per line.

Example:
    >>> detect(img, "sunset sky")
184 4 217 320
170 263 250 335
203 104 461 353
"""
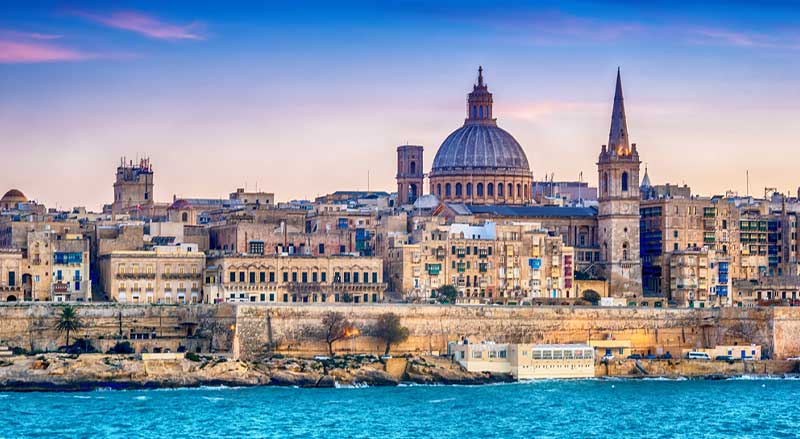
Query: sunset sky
3 1 800 210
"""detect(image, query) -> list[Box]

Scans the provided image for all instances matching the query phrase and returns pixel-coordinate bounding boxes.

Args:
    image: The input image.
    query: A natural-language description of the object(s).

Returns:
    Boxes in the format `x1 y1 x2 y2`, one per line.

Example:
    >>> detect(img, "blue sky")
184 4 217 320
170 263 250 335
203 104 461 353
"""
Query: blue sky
2 1 800 209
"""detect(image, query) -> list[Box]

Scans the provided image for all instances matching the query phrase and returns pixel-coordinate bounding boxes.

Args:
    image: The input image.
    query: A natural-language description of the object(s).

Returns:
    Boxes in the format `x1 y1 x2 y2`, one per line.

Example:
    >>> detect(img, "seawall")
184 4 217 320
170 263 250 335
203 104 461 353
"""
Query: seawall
1 304 799 361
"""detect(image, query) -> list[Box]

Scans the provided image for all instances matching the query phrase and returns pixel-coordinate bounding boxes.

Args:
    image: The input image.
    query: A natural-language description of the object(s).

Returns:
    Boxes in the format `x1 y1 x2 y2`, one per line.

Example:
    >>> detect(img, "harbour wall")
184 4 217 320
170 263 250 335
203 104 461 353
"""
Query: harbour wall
0 304 798 361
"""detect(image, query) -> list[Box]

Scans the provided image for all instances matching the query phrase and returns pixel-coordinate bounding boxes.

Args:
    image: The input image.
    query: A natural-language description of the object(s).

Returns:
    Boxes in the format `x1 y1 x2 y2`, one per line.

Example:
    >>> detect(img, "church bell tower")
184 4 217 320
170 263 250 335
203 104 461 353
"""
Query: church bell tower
597 69 643 298
396 145 424 205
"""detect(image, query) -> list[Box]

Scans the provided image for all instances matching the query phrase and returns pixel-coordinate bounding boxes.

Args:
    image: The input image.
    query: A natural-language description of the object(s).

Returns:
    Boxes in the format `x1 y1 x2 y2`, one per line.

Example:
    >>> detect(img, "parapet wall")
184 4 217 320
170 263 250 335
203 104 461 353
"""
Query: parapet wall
234 304 727 360
1 304 798 361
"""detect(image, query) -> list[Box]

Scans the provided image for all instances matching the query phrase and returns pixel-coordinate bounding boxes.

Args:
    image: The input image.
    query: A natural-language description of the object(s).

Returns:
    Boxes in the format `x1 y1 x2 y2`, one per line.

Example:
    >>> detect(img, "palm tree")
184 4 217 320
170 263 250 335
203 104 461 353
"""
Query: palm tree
54 305 84 348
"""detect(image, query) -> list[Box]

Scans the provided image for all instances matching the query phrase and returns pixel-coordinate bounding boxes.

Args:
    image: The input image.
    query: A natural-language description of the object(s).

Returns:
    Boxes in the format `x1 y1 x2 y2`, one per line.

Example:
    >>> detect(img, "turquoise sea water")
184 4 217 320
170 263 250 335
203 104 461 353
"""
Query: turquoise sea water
1 379 798 438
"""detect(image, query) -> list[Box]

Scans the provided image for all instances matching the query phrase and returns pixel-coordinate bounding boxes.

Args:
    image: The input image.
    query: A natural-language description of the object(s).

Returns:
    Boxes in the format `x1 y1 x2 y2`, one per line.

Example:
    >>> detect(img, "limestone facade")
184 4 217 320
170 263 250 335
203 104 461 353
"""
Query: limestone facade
204 255 385 304
99 245 206 304
386 221 576 303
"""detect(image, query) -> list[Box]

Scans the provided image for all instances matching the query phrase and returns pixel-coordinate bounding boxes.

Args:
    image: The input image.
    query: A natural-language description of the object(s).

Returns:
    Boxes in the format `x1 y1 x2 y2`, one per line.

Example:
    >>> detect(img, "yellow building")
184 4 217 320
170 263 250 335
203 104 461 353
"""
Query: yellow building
386 220 576 304
99 244 205 304
204 255 385 304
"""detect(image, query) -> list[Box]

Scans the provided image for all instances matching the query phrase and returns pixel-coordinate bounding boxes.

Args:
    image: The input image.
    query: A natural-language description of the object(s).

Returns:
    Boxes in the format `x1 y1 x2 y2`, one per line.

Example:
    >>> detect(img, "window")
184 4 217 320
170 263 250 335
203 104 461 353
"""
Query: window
466 183 472 196
181 212 189 222
455 183 462 197
321 272 327 282
508 183 513 198
292 272 298 282
603 172 609 195
445 183 451 197
249 272 256 284
260 272 265 283
249 241 265 255
487 183 494 196
269 272 275 282
437 184 441 196
621 172 629 191
372 272 378 283
318 243 325 254
517 184 521 197
239 271 245 282
229 272 236 283
410 161 416 174
283 272 288 282
498 183 504 197
477 183 484 196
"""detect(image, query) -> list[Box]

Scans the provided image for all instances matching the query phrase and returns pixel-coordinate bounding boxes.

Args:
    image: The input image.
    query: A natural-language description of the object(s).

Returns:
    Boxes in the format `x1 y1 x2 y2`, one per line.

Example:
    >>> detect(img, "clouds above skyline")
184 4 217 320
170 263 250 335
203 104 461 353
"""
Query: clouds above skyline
69 10 205 41
2 1 800 210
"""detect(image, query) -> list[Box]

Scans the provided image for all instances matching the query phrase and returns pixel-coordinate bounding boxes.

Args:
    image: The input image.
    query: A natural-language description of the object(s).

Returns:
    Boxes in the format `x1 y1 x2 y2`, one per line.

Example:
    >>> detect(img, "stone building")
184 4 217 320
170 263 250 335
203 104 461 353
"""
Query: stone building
229 188 275 207
596 69 642 298
112 158 154 215
396 145 424 206
427 67 533 204
99 244 205 304
669 248 731 308
0 189 28 210
386 221 576 304
440 204 599 274
0 249 23 301
50 234 92 302
203 255 385 304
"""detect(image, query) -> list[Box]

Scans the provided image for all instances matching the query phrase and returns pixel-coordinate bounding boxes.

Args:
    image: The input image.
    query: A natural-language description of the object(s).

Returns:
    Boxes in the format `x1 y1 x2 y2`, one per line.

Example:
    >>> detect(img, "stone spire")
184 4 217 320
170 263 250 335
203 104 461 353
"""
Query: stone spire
608 67 630 154
640 165 651 188
466 66 494 125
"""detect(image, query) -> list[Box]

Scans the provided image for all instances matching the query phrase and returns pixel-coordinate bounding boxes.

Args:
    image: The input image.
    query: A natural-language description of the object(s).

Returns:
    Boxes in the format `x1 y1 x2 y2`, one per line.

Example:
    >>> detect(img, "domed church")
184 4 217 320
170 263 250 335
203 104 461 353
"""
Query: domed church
428 67 533 205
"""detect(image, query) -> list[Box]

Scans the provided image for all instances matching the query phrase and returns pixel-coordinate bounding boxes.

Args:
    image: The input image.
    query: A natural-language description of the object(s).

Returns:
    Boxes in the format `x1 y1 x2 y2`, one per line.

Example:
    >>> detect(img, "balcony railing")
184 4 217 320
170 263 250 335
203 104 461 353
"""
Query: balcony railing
116 272 156 280
162 273 202 280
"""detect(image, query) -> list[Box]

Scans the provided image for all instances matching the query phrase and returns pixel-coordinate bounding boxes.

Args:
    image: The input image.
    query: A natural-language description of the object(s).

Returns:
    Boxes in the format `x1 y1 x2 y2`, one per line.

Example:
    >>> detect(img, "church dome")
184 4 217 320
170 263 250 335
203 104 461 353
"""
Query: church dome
427 67 534 205
1 189 27 203
432 124 530 172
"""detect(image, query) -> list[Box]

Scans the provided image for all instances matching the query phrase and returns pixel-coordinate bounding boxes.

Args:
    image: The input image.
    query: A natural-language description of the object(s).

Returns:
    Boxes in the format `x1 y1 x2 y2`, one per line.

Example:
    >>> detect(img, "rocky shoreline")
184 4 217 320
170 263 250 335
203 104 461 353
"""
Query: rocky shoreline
0 353 513 392
1 353 798 392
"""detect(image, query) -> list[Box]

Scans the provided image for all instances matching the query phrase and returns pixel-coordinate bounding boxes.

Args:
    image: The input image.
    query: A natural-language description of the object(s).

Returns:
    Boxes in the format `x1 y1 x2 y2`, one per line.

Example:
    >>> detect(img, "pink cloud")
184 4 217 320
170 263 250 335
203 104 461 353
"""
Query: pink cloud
1 30 63 41
688 28 800 50
0 39 94 63
73 10 205 41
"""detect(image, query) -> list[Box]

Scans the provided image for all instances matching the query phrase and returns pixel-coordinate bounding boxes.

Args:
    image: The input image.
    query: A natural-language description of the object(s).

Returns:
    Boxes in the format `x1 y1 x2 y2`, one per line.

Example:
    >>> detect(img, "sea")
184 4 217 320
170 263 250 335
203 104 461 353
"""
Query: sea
1 378 798 438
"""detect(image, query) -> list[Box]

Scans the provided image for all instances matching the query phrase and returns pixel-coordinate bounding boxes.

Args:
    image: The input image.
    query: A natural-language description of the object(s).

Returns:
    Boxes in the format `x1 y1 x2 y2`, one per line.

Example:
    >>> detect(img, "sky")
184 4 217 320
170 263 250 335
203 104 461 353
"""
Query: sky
2 0 800 210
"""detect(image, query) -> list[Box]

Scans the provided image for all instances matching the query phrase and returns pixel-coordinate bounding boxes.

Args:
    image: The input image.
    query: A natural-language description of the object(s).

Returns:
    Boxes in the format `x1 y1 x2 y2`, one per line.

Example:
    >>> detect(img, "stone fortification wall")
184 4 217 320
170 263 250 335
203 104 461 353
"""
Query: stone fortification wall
233 304 718 360
1 304 799 361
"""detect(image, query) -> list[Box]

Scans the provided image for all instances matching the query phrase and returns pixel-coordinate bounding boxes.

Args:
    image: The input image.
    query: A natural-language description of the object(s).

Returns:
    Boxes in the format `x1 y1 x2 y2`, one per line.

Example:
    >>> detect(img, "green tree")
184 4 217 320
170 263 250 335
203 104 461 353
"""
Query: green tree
437 285 459 304
54 305 84 348
373 312 409 356
582 290 602 306
322 311 352 357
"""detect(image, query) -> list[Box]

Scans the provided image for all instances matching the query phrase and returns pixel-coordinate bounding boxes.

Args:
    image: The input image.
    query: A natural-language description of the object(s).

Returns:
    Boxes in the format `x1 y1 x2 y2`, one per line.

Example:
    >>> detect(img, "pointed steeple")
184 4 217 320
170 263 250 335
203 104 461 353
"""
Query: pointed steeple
640 165 651 188
608 67 630 154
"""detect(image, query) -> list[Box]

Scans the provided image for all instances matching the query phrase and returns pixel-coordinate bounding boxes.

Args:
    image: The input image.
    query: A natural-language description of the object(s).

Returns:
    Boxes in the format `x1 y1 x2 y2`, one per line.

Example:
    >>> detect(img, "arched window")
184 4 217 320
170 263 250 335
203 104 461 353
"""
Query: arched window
437 184 441 196
603 172 609 195
621 172 629 192
487 183 494 196
181 212 188 222
498 183 504 197
524 184 529 199
472 106 477 118
466 183 472 197
410 161 416 175
479 106 484 118
477 183 484 196
445 183 451 197
508 183 513 198
517 184 521 198
455 183 462 197
622 242 629 260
